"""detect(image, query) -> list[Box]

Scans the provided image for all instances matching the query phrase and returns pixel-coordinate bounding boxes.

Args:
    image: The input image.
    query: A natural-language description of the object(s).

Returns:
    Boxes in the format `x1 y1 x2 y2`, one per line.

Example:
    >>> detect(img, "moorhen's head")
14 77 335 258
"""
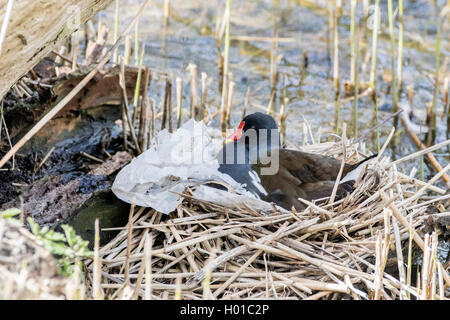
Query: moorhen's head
223 112 280 165
227 112 279 142
219 112 280 167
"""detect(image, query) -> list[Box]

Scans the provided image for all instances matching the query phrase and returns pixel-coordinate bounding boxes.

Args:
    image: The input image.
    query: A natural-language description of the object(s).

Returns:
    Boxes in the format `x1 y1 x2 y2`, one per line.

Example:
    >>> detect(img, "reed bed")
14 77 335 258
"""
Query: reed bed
1 0 449 301
84 133 450 300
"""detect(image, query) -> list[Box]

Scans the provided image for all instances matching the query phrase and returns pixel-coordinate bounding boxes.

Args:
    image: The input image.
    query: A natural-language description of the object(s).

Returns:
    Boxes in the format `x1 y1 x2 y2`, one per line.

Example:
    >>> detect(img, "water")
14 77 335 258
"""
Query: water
99 0 450 184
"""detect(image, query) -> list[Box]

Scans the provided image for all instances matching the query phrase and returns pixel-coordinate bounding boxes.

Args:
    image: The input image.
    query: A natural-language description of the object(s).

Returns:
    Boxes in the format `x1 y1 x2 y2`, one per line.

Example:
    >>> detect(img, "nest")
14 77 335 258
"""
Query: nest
85 137 450 300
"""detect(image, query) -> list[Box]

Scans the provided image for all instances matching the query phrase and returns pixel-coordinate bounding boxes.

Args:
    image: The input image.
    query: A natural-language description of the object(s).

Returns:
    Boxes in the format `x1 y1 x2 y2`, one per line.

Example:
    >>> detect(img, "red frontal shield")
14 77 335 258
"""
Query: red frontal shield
227 121 245 141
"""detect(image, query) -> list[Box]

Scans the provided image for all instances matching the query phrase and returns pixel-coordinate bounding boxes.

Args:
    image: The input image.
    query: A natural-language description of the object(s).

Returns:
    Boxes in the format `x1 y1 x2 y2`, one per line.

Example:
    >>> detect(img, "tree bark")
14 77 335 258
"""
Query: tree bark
0 0 113 100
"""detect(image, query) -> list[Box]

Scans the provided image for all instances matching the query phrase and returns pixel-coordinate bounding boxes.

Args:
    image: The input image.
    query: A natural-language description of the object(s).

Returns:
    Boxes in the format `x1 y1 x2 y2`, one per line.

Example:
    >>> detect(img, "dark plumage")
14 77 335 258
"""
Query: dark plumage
217 112 376 211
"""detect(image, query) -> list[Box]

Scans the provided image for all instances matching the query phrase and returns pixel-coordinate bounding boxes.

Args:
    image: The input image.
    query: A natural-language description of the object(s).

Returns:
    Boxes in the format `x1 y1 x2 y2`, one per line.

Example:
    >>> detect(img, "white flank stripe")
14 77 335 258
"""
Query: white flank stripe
340 165 363 184
248 170 268 196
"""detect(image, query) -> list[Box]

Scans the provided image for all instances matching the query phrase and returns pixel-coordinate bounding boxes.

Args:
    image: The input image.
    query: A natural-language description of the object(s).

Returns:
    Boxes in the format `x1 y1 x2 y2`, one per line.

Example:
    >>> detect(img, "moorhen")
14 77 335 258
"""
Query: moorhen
217 112 376 211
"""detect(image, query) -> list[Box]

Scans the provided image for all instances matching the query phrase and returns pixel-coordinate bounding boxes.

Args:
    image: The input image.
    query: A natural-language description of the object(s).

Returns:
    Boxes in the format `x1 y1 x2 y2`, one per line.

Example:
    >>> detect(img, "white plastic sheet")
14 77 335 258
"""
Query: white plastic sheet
112 119 256 214
191 185 290 214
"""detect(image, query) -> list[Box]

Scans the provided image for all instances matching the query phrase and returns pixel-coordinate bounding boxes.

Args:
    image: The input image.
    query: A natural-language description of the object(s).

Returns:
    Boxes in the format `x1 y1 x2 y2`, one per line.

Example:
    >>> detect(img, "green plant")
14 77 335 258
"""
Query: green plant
1 209 92 277
0 207 21 219
27 217 93 277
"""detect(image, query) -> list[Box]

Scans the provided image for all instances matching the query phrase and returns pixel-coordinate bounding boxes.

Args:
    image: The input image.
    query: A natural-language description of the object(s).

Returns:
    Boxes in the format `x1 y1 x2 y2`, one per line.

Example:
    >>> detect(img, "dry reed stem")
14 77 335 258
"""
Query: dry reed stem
119 58 141 153
93 218 103 300
225 80 235 124
329 123 347 204
138 67 151 150
124 204 136 285
124 35 131 65
399 117 450 187
168 80 173 133
35 146 55 173
176 77 183 128
188 64 198 119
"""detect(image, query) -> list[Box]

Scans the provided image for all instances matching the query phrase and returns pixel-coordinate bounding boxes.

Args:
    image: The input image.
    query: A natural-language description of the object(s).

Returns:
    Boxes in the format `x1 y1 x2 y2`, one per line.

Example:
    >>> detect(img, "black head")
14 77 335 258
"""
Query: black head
228 112 279 141
219 113 280 166
242 112 278 132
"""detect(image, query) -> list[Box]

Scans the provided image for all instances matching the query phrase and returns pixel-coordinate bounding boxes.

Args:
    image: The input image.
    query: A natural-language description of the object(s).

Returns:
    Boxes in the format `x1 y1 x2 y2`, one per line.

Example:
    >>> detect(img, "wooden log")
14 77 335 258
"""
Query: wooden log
0 0 151 169
0 0 113 100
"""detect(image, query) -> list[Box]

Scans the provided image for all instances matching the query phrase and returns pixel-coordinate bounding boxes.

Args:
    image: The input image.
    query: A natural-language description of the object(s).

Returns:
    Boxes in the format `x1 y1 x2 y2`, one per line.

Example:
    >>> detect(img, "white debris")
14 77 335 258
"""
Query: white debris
191 185 289 214
112 119 256 214
248 169 268 196
340 164 364 184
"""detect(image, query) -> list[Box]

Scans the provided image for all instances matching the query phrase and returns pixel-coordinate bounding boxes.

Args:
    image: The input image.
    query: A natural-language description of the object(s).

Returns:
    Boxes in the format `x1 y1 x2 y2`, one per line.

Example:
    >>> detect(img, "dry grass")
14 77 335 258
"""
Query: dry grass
1 124 448 300
82 131 450 300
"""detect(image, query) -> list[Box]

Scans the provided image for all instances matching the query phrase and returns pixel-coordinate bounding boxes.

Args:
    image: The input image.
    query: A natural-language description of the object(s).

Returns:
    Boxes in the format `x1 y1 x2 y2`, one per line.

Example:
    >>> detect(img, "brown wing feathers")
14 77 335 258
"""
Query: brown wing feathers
252 150 376 211
279 150 353 183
